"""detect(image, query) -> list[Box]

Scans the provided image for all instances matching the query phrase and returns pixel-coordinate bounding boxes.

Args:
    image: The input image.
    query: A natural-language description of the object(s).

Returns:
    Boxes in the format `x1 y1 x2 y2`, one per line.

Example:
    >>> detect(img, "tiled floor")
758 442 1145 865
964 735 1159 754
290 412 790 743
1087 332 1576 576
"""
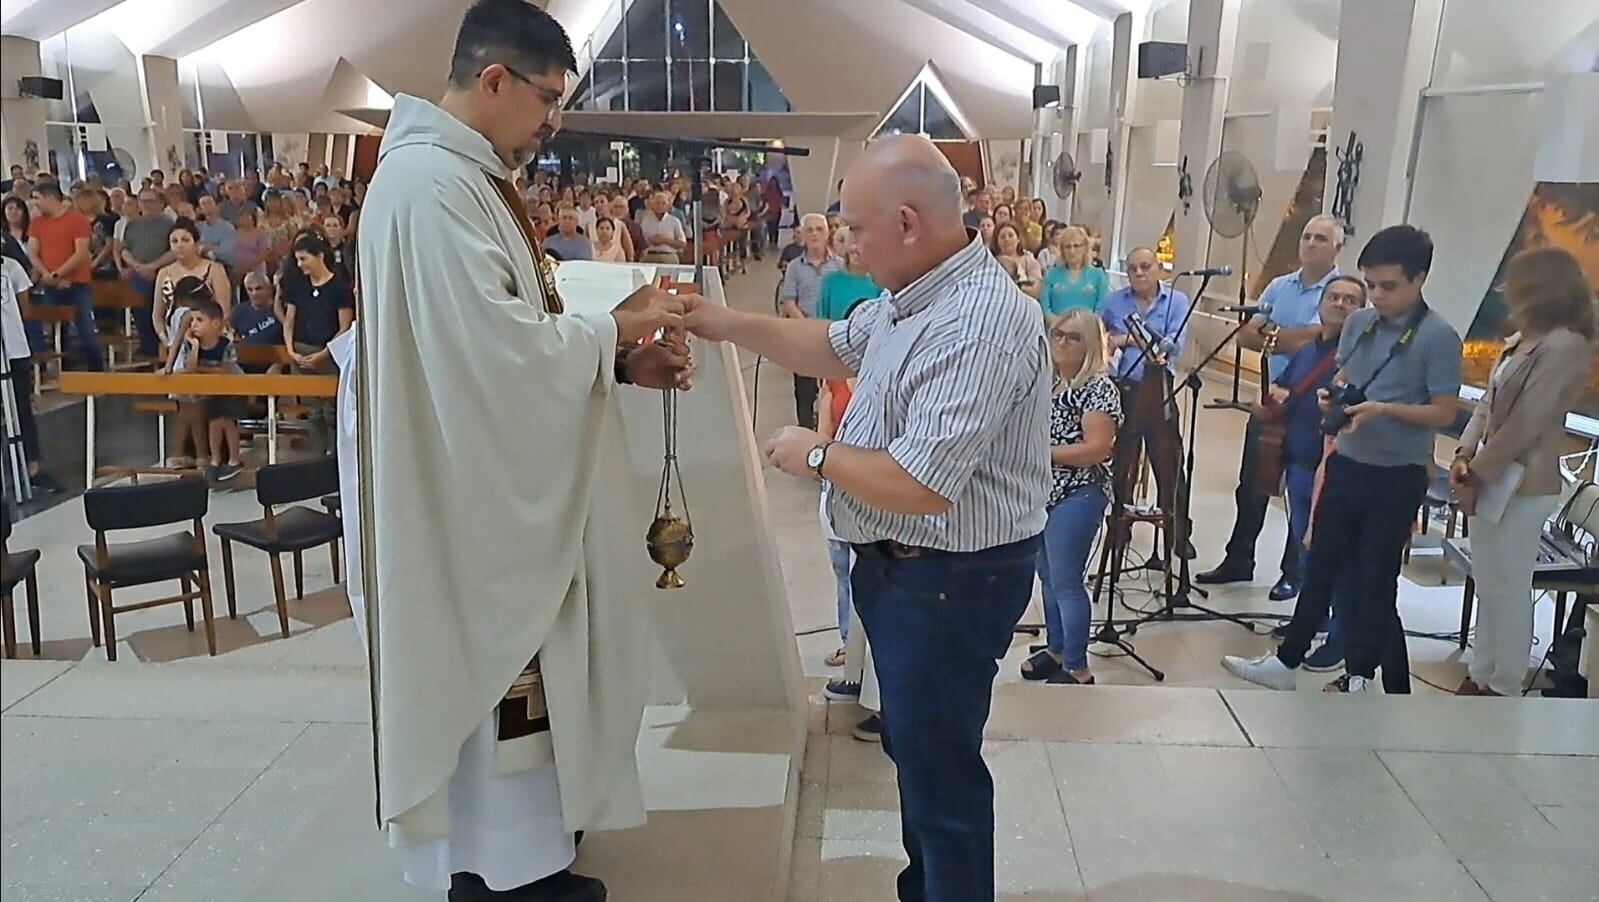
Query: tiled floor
3 256 1595 901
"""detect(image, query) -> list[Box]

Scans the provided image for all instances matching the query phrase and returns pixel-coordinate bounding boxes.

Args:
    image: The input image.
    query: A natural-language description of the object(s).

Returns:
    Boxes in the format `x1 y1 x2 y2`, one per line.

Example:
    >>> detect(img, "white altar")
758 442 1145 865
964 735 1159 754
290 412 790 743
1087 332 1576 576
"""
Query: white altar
553 260 805 900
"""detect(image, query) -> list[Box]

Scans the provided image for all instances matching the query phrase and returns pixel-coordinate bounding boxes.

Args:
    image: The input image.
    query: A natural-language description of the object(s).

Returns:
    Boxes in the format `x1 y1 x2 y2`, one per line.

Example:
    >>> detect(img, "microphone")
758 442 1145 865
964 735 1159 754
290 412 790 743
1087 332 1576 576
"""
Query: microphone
1217 302 1274 316
1177 265 1233 277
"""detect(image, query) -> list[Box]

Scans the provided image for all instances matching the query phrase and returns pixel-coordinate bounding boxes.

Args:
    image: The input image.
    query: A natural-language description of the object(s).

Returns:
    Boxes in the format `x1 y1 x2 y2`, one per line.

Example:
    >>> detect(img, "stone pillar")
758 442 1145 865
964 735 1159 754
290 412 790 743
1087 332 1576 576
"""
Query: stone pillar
0 36 49 175
1172 0 1241 286
1033 46 1086 223
330 134 352 176
141 55 184 176
1105 11 1145 267
306 133 329 168
1324 0 1445 266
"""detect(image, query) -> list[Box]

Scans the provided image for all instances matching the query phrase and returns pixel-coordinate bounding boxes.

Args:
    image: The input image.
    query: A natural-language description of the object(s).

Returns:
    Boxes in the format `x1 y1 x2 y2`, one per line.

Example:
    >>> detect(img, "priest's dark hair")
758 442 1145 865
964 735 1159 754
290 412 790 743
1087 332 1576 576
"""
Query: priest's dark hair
449 0 577 90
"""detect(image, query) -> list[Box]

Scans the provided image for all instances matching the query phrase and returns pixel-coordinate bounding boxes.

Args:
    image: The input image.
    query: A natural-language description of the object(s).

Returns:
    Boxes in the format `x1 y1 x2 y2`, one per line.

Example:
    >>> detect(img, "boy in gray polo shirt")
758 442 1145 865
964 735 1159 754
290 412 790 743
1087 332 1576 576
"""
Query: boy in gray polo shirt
1226 226 1462 694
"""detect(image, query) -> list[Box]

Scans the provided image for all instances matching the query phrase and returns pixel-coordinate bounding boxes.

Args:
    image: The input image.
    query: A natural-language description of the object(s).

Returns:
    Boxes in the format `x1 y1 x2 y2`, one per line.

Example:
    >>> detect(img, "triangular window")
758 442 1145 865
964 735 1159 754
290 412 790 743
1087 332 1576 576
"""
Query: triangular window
871 64 973 140
566 0 791 113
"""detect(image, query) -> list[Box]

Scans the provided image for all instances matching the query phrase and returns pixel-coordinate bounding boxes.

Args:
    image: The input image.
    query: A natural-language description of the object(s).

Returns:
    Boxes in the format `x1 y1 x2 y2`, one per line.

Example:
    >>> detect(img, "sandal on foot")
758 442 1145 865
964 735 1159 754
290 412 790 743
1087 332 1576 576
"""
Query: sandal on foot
1046 669 1096 685
824 647 847 667
1021 650 1062 681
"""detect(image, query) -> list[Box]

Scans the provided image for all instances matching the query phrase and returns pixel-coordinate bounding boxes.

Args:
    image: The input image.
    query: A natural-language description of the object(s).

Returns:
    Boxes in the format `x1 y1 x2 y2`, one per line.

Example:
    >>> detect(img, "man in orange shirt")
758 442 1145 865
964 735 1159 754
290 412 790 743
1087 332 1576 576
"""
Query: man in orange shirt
31 182 103 370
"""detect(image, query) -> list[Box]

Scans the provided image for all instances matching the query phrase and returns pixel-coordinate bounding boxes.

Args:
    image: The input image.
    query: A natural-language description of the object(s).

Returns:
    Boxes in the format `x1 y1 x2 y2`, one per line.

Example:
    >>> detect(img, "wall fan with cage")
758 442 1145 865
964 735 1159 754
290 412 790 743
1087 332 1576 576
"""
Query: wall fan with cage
1201 150 1263 411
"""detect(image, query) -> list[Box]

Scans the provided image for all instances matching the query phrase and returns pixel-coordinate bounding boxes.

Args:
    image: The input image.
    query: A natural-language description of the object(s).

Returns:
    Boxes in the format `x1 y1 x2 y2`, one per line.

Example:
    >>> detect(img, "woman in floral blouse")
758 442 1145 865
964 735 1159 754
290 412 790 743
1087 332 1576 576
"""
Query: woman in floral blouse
1022 307 1122 685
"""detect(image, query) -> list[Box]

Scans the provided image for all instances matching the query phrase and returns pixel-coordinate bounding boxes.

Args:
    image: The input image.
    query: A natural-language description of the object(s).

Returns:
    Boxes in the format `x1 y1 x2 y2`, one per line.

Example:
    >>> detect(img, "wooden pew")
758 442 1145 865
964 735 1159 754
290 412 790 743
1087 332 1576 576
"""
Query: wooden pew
22 306 76 393
58 371 338 487
89 280 152 371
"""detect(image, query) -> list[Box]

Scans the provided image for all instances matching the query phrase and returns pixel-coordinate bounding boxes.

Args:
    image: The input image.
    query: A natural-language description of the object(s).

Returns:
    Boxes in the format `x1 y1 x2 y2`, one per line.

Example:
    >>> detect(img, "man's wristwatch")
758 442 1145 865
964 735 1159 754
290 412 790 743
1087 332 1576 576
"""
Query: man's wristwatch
806 441 833 477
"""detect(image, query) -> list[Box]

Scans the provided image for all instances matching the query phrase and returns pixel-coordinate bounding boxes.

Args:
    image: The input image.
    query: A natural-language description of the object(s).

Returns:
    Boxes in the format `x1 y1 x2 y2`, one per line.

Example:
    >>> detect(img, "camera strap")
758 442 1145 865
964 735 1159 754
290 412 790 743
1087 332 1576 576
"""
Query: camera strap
1349 300 1429 393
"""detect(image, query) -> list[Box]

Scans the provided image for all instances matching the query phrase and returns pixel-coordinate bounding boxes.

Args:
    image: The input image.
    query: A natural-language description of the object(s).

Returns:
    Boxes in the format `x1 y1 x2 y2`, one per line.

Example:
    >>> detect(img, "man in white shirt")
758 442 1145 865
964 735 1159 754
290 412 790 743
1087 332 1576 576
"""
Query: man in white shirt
638 191 687 264
1 256 51 490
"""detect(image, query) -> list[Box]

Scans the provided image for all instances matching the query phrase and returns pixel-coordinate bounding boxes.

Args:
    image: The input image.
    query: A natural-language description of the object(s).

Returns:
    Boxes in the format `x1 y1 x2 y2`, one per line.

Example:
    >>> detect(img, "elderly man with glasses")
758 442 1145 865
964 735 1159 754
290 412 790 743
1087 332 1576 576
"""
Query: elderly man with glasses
1099 247 1194 557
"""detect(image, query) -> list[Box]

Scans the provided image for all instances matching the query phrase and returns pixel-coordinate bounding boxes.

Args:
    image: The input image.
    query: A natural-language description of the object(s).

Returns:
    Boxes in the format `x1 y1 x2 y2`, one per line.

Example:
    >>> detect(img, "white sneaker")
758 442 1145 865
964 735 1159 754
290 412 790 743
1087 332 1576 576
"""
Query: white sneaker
1322 673 1372 694
1221 652 1297 691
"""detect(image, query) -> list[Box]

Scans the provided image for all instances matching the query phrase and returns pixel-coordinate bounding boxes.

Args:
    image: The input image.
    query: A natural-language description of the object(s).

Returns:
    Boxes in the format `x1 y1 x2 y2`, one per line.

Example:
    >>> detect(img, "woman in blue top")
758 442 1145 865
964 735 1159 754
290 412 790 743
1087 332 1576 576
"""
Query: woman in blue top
1040 225 1108 315
814 227 881 321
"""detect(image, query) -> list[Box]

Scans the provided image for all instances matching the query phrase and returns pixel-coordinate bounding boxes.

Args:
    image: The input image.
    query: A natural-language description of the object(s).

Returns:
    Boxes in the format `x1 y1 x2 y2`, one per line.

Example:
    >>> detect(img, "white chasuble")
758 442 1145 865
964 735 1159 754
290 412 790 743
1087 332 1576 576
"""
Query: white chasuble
353 95 651 875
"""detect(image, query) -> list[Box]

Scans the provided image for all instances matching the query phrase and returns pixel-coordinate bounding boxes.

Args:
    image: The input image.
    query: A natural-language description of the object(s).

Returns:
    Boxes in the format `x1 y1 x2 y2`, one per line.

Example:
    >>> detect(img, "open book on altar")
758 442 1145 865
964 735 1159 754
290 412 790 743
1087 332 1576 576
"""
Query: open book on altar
551 260 802 715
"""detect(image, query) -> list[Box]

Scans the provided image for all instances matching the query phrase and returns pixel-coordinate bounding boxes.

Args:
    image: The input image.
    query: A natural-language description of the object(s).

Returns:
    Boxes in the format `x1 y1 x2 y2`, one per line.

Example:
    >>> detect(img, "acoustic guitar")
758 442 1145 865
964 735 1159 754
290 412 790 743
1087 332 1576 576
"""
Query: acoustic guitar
1250 333 1338 497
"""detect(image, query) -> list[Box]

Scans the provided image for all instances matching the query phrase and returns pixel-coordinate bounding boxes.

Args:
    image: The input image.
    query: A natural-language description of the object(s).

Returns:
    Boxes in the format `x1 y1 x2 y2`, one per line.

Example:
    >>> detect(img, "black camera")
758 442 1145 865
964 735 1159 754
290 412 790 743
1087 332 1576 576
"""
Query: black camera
1319 384 1366 435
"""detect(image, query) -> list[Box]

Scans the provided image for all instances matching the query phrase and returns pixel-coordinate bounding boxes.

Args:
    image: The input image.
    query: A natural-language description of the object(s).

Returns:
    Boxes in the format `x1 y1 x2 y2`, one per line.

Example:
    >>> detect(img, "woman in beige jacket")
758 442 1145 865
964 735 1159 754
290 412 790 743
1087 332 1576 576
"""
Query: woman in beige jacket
1450 246 1596 697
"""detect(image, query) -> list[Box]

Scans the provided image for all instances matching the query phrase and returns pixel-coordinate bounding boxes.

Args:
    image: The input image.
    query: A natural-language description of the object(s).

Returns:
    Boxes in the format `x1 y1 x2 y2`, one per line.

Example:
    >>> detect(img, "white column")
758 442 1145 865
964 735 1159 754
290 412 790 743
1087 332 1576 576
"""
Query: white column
1105 11 1145 267
0 36 49 175
1324 0 1444 267
1171 0 1241 285
330 134 352 176
1035 46 1087 223
306 133 329 168
141 55 184 176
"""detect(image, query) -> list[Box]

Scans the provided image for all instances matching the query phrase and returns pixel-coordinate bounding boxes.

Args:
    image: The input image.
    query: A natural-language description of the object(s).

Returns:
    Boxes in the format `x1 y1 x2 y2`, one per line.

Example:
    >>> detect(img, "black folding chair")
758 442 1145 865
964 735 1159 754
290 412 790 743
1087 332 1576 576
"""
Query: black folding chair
213 456 342 639
2 502 42 658
78 477 216 661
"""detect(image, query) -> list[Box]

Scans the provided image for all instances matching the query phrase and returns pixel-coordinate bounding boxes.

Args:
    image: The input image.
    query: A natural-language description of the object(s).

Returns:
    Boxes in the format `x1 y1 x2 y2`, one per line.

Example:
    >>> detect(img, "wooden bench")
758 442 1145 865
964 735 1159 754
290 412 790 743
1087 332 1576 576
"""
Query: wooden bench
23 306 77 392
90 281 153 371
58 371 339 487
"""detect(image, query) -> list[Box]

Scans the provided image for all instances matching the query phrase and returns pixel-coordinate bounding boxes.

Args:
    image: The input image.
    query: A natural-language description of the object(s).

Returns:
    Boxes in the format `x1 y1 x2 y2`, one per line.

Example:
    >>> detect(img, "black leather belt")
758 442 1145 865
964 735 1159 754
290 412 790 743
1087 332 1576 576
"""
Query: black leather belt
852 540 935 560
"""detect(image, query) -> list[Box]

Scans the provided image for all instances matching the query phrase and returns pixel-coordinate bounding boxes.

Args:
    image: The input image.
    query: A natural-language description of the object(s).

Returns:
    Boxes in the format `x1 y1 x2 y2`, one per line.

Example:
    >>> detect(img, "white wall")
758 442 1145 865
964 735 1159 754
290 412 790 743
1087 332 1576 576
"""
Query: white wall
1227 0 1339 114
721 0 1035 139
0 36 48 173
1405 0 1599 336
1431 0 1599 88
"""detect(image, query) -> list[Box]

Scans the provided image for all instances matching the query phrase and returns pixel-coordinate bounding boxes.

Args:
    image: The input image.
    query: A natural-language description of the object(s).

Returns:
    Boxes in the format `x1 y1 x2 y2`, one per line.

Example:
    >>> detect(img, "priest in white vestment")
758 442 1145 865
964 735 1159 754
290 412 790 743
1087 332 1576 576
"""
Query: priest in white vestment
352 3 692 899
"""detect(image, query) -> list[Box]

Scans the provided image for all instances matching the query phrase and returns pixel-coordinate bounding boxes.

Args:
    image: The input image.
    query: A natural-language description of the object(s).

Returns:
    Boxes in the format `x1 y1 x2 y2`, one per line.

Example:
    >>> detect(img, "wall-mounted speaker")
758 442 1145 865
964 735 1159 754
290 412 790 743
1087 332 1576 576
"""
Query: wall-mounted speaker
1137 41 1187 79
17 76 64 100
1032 85 1061 110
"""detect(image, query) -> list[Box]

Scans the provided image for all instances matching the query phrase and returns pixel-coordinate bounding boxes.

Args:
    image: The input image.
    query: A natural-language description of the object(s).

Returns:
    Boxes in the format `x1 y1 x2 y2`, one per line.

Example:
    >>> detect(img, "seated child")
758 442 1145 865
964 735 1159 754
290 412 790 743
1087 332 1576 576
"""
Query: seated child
162 276 213 467
173 298 246 481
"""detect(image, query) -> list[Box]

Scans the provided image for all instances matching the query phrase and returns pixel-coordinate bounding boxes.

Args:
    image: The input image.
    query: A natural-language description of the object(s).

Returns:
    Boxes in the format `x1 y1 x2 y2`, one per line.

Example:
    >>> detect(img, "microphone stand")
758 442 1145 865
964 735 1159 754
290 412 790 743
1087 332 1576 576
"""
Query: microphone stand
1123 272 1261 632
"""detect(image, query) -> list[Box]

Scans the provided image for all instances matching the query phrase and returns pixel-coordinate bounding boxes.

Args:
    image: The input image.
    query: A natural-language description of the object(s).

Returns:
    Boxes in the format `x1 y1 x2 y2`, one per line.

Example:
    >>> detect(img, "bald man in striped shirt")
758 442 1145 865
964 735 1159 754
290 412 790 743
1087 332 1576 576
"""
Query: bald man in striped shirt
684 134 1050 902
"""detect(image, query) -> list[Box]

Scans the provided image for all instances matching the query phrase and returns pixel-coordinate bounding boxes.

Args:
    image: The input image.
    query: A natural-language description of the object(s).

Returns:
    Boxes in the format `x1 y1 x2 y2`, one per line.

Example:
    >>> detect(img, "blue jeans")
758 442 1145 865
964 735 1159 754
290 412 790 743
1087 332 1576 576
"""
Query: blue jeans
1286 463 1347 647
852 534 1040 902
39 282 104 371
1036 485 1108 671
828 539 853 643
127 272 158 357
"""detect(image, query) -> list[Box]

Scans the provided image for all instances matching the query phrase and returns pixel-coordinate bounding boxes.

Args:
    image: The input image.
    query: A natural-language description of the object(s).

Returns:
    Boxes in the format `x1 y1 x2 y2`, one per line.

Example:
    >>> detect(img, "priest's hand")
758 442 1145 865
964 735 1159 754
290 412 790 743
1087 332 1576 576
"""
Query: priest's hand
626 336 694 391
765 426 825 479
612 285 685 345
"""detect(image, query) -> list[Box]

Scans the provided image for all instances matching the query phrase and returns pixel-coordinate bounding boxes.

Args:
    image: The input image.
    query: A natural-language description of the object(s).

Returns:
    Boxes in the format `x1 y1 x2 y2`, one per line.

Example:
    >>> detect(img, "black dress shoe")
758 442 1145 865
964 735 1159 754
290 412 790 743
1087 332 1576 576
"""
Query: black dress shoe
449 871 606 901
1195 562 1252 585
1268 578 1300 601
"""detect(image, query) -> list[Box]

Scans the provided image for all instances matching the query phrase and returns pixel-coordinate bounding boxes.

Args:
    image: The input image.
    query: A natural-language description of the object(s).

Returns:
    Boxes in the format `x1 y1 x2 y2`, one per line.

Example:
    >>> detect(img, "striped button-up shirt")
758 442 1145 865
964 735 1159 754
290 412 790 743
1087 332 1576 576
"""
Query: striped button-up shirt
824 234 1051 552
779 252 841 317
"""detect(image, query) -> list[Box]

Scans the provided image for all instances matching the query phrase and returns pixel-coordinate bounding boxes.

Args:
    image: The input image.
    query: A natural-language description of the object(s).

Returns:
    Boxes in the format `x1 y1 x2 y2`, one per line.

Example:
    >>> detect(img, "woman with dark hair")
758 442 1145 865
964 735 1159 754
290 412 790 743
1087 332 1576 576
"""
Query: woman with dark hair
1451 246 1596 697
992 222 1041 299
2 196 40 277
976 213 996 249
282 231 354 453
153 217 230 354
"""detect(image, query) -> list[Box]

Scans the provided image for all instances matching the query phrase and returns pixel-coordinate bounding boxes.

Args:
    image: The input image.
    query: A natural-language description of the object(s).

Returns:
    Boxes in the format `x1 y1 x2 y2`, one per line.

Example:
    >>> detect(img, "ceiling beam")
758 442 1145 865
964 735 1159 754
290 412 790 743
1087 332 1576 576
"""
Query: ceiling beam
0 0 125 41
895 0 1057 63
151 0 308 58
963 0 1095 48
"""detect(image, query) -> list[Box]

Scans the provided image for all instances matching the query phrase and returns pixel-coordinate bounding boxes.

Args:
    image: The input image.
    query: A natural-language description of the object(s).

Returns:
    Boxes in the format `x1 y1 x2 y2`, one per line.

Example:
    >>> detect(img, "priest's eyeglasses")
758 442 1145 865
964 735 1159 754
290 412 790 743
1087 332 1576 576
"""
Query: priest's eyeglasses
486 63 565 120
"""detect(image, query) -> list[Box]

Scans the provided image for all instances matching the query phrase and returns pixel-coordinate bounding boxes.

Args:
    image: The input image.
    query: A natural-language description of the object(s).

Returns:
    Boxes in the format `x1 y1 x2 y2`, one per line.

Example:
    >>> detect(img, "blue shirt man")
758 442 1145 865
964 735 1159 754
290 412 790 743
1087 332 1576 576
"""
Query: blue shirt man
1257 265 1339 380
1100 281 1191 383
